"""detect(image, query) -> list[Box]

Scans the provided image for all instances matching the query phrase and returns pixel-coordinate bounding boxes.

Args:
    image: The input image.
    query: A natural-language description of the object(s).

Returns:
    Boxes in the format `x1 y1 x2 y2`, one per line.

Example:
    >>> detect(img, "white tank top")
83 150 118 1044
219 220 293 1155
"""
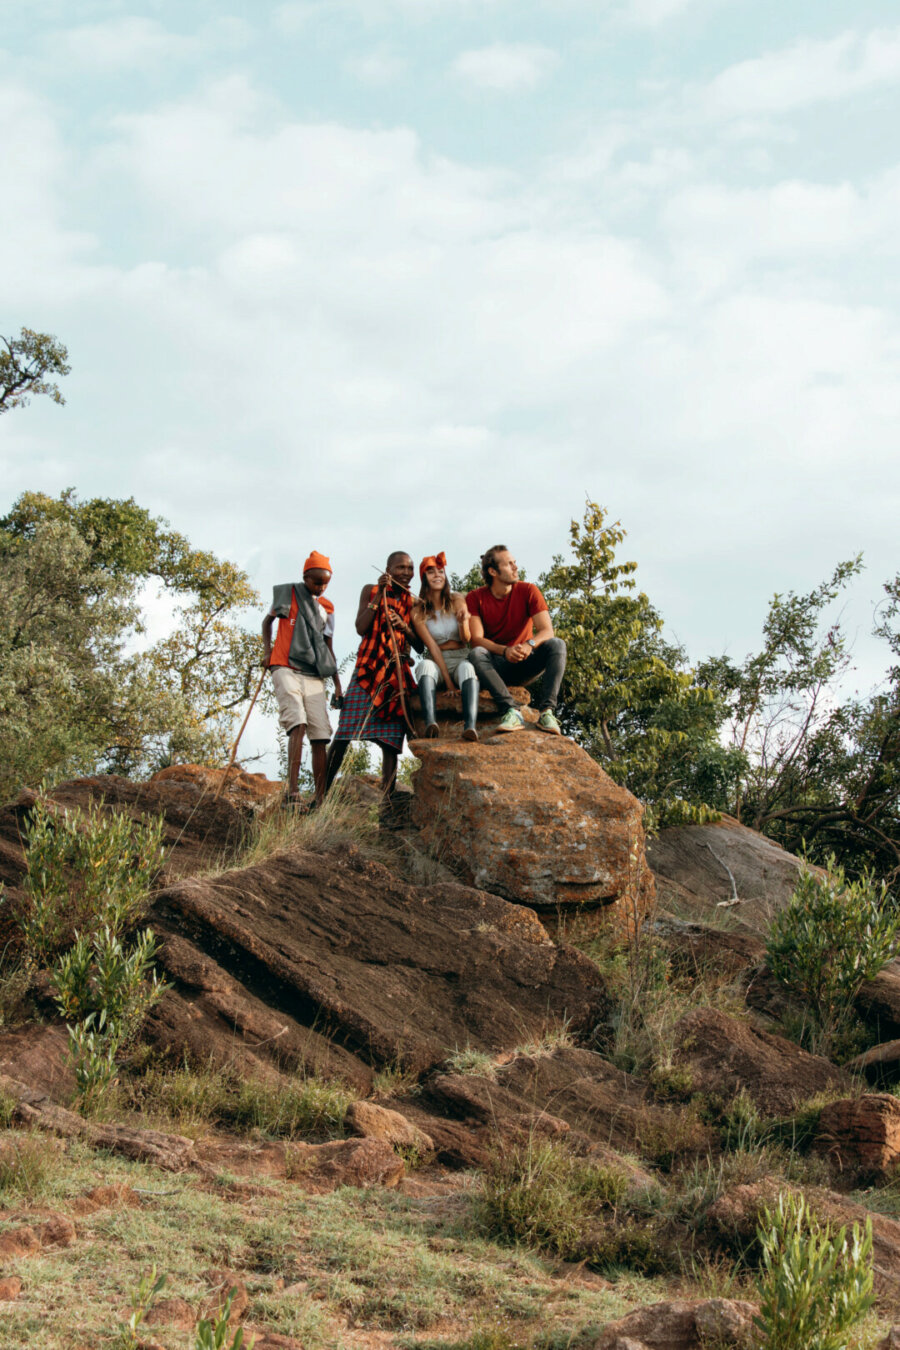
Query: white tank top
425 609 461 644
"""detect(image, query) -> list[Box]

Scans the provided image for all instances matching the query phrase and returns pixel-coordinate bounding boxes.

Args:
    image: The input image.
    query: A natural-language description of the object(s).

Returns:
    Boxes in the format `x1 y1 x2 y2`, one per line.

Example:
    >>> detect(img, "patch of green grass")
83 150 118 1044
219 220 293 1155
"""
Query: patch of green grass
120 1061 356 1140
445 1046 498 1077
475 1138 674 1277
0 1130 61 1199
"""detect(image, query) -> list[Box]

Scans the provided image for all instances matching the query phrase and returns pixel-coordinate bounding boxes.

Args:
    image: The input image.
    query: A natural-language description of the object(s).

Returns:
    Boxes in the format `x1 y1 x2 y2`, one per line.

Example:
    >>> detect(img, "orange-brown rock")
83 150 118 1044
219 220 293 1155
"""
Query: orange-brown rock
672 1008 851 1114
145 1297 196 1330
285 1136 405 1191
813 1095 900 1187
849 1039 900 1089
345 1100 434 1155
857 962 900 1042
391 1045 713 1168
151 763 281 811
409 734 654 917
589 1297 758 1349
147 847 607 1077
202 1269 250 1324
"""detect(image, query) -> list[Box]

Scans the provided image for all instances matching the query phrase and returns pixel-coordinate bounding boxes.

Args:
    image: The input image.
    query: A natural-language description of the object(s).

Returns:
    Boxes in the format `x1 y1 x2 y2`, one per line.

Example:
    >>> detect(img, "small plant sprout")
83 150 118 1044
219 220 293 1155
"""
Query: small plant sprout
117 1265 166 1349
194 1289 249 1350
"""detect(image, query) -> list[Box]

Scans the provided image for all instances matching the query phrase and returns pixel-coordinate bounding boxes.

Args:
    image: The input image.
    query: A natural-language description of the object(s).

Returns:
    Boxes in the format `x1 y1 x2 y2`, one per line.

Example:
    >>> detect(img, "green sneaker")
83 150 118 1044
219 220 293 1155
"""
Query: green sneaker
537 709 562 735
496 707 526 733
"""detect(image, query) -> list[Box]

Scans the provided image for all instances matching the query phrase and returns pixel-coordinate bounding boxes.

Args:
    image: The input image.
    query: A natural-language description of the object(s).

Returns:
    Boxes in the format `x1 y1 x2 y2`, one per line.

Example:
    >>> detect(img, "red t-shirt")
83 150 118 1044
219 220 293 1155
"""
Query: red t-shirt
465 582 548 647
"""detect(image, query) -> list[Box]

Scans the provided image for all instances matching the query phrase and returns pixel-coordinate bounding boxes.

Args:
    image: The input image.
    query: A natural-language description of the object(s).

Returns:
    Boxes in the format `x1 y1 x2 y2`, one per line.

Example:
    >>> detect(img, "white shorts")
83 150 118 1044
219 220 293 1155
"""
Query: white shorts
270 667 332 740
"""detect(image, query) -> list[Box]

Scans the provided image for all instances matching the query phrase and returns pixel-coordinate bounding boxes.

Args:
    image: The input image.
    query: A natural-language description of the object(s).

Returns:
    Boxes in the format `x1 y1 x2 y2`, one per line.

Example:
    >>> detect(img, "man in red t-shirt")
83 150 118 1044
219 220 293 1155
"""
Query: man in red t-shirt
466 545 566 734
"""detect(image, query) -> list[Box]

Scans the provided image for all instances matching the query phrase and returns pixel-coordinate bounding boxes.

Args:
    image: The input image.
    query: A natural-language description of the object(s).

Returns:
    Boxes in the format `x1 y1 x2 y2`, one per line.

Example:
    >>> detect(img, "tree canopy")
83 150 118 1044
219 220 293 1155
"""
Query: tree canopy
0 329 70 414
0 490 265 796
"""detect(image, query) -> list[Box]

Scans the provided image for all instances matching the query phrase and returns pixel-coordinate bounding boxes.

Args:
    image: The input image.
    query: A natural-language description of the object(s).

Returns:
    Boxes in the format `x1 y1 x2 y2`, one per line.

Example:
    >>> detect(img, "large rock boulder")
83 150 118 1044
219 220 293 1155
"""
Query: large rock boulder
813 1095 900 1188
647 816 804 934
147 845 608 1080
589 1298 758 1349
408 734 654 920
672 1008 852 1114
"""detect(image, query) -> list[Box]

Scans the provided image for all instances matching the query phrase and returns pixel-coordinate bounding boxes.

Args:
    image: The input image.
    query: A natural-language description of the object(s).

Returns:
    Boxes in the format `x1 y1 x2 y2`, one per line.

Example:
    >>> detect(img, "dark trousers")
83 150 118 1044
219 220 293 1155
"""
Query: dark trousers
469 637 567 712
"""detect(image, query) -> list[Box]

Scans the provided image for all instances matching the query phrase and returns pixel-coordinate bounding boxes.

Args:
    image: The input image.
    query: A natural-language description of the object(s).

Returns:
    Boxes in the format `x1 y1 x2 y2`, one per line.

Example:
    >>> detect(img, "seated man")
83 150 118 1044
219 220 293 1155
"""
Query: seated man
466 545 566 735
262 551 342 805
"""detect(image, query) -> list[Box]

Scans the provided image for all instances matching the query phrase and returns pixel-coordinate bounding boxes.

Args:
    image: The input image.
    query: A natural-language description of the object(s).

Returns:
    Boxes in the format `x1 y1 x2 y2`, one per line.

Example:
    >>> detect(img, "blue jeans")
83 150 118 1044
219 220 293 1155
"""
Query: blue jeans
469 638 567 712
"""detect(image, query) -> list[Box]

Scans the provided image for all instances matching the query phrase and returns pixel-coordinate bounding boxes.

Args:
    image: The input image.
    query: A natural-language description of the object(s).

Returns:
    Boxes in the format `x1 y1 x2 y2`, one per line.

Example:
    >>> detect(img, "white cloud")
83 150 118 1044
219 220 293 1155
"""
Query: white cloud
43 17 196 71
705 26 900 117
451 43 559 93
344 46 407 86
3 67 899 753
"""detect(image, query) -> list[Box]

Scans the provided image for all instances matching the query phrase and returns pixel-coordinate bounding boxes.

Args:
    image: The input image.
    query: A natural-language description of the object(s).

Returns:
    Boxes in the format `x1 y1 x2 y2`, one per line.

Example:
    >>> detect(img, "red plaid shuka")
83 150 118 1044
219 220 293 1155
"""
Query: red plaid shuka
355 585 416 720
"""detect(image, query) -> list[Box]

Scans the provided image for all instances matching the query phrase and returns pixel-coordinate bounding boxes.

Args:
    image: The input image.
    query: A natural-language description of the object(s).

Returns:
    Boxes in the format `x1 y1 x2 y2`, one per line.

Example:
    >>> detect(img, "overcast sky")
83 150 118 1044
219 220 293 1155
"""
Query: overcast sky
2 0 899 765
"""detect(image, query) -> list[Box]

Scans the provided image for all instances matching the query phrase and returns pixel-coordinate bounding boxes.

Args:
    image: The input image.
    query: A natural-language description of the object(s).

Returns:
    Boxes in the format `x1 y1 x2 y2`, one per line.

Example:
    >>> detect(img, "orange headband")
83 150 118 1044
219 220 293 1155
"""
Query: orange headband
303 550 332 574
419 551 447 580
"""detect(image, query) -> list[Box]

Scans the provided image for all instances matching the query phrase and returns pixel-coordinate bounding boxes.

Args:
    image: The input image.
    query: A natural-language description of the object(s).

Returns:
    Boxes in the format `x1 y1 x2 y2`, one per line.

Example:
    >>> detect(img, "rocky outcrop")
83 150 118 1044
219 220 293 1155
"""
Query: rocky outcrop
650 916 764 982
647 816 805 933
813 1095 900 1187
345 1100 434 1155
589 1298 758 1349
389 1045 712 1167
849 1040 900 1089
409 734 654 920
857 961 900 1041
147 846 608 1079
672 1008 852 1113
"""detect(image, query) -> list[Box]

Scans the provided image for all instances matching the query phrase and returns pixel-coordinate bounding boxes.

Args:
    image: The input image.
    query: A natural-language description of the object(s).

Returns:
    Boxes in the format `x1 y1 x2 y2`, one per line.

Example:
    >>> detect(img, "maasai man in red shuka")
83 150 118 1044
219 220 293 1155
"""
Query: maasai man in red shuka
324 551 422 797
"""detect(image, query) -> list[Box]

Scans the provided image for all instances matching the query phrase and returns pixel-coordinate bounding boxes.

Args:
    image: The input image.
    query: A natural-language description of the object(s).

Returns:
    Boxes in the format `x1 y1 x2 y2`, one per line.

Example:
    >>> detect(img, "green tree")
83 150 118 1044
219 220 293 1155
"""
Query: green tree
726 571 899 884
0 491 266 794
539 501 732 821
0 328 70 414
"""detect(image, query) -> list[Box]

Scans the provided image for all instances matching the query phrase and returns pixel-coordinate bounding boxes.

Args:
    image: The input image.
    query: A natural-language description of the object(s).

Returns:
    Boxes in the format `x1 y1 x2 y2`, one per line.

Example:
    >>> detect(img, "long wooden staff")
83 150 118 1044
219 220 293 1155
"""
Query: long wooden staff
214 665 268 801
379 581 418 739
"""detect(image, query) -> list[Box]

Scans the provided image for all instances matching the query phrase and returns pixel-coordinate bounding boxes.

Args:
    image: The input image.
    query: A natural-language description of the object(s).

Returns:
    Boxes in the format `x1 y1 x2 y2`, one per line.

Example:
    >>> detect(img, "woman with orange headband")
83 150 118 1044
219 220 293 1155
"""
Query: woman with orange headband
411 553 480 741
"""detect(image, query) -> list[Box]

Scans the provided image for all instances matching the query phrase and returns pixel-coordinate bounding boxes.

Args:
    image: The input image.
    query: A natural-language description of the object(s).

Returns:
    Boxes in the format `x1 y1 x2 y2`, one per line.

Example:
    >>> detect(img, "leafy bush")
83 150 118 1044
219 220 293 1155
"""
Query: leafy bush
20 797 165 961
766 856 900 1054
754 1191 874 1350
54 925 167 1043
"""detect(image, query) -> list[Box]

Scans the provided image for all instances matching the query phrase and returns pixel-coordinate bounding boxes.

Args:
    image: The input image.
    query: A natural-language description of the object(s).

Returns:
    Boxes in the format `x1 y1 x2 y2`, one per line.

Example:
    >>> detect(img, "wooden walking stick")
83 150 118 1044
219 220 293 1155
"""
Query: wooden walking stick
214 665 268 801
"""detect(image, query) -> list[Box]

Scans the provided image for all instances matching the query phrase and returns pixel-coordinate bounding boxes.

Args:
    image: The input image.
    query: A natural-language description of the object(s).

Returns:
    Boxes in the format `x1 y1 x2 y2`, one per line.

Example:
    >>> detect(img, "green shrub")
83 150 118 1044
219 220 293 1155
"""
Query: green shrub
766 857 900 1055
20 797 165 961
54 925 167 1042
754 1191 874 1350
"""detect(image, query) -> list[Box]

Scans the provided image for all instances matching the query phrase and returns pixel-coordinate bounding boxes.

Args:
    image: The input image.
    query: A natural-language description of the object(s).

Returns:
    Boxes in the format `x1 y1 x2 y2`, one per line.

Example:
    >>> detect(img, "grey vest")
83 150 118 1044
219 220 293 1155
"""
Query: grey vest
271 583 337 679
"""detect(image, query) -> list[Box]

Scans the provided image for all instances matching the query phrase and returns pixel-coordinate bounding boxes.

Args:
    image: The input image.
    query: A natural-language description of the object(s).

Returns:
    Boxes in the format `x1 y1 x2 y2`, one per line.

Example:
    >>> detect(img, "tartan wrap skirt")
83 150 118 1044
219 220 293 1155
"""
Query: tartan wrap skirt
333 670 408 751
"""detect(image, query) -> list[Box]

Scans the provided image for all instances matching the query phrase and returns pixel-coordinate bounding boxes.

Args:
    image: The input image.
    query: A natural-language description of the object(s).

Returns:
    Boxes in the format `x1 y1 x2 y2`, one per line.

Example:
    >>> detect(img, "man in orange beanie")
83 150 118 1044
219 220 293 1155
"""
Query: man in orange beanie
262 551 342 806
